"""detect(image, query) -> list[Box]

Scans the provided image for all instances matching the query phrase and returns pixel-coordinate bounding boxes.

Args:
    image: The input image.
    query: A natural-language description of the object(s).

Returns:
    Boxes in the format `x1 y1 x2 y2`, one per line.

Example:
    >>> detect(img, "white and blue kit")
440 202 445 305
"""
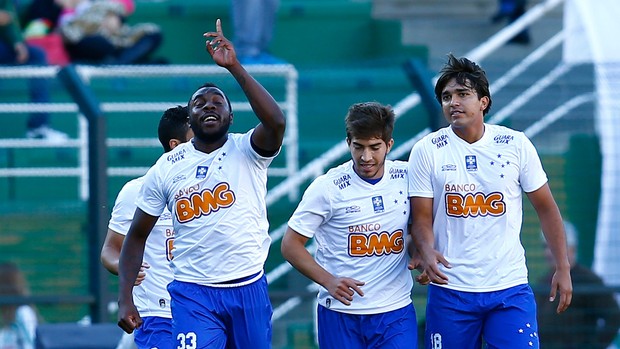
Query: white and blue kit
408 124 548 348
137 129 275 348
288 160 417 348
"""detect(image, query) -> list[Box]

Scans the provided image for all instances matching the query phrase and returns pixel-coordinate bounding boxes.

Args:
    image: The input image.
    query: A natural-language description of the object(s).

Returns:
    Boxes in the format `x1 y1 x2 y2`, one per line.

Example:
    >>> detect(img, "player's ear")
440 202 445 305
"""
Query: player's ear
386 138 394 153
480 96 490 112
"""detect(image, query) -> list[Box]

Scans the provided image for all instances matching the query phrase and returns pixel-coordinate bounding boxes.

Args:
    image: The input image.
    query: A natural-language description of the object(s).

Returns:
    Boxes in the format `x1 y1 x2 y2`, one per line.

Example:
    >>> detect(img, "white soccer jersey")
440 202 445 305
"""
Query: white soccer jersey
408 124 548 292
288 160 413 315
137 130 275 284
108 177 173 318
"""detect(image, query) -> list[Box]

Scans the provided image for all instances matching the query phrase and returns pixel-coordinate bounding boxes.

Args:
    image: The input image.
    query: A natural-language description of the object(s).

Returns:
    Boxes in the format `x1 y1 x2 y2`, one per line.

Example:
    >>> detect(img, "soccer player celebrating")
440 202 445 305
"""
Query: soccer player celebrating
116 19 285 348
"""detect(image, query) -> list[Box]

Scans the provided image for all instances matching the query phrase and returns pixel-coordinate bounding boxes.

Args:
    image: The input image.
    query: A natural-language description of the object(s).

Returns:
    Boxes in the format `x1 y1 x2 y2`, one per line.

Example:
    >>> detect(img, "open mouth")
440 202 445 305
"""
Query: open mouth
201 114 218 124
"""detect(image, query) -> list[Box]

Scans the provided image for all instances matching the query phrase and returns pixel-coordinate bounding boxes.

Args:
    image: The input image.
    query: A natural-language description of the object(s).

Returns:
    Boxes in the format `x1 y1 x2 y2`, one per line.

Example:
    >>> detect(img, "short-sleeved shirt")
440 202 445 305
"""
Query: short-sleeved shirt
408 124 547 292
108 176 173 318
137 130 276 284
288 160 413 314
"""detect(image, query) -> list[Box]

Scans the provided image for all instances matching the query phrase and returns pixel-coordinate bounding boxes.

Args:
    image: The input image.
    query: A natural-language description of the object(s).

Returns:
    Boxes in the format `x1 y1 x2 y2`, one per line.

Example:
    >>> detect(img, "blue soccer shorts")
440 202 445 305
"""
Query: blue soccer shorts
167 274 272 349
425 283 539 349
134 316 172 349
317 303 418 349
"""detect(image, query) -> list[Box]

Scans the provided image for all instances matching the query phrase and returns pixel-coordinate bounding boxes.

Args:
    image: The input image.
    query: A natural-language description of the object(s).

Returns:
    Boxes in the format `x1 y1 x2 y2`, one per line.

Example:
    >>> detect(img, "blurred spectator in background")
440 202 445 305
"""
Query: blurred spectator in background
23 0 62 33
536 221 620 349
491 0 530 44
0 261 39 349
0 0 68 141
57 0 165 64
231 0 285 64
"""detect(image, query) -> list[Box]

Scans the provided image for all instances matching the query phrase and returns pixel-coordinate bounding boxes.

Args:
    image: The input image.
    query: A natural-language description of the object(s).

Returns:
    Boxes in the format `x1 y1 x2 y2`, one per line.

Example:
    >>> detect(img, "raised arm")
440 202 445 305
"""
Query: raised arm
203 18 286 153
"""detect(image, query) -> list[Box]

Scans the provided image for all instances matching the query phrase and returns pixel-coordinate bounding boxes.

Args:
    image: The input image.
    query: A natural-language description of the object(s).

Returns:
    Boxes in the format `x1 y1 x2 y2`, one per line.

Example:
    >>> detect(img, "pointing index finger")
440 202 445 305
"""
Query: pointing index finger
216 18 222 34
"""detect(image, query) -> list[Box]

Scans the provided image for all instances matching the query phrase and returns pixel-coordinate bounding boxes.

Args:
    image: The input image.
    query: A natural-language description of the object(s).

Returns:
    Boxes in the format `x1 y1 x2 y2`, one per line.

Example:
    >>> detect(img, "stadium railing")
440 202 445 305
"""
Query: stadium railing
0 64 299 201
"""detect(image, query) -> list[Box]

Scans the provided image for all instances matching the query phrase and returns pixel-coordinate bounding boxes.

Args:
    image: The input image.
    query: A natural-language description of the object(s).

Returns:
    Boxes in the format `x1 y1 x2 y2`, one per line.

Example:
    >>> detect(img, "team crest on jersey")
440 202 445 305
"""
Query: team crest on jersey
195 166 208 179
372 196 384 213
159 298 166 308
465 155 477 171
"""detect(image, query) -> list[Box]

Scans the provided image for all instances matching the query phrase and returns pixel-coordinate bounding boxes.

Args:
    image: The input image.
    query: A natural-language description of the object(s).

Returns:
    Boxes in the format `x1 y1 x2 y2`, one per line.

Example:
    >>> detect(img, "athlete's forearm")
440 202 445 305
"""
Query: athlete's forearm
118 234 146 302
101 247 120 276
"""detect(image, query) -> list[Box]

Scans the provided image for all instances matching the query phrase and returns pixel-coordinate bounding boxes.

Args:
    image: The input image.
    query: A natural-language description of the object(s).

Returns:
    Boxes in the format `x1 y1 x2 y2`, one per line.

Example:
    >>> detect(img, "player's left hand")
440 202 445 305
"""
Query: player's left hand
416 272 430 285
203 18 237 68
549 267 572 313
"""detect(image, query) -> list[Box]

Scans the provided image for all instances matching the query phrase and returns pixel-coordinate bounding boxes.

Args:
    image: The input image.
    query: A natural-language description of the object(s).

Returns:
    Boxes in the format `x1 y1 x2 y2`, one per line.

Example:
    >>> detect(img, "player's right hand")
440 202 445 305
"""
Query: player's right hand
326 277 365 306
134 262 150 286
203 19 237 68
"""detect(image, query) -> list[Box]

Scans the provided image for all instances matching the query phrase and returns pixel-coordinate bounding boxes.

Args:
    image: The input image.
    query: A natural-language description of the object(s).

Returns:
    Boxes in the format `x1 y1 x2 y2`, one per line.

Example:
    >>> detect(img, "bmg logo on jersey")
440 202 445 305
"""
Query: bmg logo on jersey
372 196 384 213
175 182 235 223
348 229 404 257
445 191 506 217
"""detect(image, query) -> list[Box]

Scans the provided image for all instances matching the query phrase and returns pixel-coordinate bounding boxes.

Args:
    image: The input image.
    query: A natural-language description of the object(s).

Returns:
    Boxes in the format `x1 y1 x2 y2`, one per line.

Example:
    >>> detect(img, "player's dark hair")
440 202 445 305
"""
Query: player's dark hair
158 105 190 152
187 82 232 112
434 53 493 115
345 102 395 144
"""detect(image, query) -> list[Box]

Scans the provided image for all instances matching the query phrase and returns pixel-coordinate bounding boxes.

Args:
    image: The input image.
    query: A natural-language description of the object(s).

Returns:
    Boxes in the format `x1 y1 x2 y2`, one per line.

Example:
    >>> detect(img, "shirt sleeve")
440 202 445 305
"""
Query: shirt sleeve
408 137 434 198
136 163 167 217
287 176 331 238
519 134 548 193
107 180 140 235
